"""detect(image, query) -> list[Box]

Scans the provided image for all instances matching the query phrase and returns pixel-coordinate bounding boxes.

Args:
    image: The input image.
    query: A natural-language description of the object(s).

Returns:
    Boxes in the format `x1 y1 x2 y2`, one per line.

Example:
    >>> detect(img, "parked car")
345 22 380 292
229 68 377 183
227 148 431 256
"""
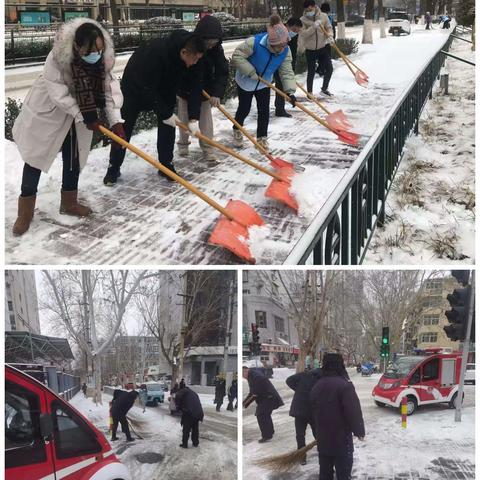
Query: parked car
372 349 464 415
5 365 130 480
388 11 411 35
144 382 165 406
345 15 364 26
464 363 475 384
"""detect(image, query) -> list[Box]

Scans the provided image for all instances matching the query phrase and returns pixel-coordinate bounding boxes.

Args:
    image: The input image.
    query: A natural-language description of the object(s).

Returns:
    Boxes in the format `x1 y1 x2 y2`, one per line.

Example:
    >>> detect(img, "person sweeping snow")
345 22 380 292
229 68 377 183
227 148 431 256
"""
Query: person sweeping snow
231 14 297 151
12 18 125 236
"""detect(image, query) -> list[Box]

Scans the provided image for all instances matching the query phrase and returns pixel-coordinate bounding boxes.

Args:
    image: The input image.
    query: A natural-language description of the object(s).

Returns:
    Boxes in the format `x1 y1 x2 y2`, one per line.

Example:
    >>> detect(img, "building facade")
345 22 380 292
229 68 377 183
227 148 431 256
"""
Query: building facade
5 270 41 334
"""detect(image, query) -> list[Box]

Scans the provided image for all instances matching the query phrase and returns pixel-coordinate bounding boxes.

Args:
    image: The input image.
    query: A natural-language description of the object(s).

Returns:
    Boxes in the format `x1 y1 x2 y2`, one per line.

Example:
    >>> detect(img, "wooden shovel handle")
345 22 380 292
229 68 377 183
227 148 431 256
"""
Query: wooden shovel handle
176 120 282 181
202 90 274 162
99 125 238 223
295 82 331 115
258 77 336 134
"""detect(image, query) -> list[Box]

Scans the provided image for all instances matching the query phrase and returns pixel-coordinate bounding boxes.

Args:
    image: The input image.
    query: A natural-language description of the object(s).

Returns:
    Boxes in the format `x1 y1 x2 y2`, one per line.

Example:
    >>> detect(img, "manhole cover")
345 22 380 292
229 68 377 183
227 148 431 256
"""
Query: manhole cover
135 452 164 464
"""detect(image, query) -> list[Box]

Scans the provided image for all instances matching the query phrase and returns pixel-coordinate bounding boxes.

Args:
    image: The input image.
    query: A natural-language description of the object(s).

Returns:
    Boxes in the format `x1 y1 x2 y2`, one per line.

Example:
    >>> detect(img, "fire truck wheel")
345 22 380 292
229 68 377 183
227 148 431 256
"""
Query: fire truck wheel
375 401 386 407
448 392 464 409
403 396 417 415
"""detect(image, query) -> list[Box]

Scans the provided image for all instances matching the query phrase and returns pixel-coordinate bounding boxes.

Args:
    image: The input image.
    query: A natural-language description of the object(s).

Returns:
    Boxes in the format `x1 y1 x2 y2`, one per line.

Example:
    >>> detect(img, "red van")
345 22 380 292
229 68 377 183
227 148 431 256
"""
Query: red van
5 365 131 480
372 349 464 415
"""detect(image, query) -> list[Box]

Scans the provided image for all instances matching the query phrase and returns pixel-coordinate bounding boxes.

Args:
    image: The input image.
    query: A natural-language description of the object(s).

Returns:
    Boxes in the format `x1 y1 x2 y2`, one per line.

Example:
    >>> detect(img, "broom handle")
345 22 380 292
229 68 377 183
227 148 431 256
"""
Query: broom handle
202 90 275 162
295 82 331 115
176 121 283 181
99 126 238 223
318 23 359 74
258 77 337 133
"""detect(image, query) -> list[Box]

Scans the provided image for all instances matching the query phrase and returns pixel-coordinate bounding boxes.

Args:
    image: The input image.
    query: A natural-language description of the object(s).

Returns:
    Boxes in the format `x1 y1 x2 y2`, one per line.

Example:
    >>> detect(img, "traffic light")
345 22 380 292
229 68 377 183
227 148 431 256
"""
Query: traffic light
380 327 390 358
251 323 260 355
444 284 471 342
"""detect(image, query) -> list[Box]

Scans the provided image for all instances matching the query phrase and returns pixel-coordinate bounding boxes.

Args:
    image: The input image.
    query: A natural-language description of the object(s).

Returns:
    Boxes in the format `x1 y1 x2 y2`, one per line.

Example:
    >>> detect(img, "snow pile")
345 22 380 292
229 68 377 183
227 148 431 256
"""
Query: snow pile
365 36 475 264
247 224 273 262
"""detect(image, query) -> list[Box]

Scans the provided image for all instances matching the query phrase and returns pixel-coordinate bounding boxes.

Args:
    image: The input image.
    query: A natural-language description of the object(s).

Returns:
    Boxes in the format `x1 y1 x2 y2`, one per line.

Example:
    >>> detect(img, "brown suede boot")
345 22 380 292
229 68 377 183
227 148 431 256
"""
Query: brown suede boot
60 190 92 217
12 195 36 236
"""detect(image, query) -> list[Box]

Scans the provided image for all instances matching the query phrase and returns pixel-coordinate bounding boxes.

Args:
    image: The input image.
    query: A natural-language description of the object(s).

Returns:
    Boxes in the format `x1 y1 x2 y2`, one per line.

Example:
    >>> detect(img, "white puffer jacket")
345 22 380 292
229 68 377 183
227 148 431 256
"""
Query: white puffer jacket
13 18 123 173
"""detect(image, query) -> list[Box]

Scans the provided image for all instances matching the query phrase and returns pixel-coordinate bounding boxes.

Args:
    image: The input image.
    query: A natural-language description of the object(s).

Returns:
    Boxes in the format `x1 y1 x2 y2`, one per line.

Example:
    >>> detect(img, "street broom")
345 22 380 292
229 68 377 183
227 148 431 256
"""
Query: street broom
255 440 318 472
99 126 264 263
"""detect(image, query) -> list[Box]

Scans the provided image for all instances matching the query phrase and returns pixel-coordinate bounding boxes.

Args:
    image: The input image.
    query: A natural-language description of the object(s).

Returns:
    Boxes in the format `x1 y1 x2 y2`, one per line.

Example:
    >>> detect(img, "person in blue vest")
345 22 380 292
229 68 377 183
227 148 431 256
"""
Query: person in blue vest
231 14 297 151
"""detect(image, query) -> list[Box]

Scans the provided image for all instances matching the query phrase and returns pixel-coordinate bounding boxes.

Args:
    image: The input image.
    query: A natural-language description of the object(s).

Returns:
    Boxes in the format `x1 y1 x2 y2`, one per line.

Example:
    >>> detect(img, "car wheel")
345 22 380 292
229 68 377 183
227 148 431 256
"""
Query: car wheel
402 396 417 415
375 400 386 407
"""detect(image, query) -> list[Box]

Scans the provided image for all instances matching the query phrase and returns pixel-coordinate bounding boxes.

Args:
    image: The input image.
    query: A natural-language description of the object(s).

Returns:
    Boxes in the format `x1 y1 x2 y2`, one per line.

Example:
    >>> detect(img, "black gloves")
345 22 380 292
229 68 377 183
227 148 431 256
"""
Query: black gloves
289 94 297 107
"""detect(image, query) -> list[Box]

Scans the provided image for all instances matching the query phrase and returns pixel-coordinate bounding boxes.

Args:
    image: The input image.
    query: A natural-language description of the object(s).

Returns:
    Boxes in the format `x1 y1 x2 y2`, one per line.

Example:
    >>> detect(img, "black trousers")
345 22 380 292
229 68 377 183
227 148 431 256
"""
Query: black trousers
21 123 80 197
108 92 176 171
256 401 275 439
294 416 316 450
234 85 271 138
318 442 354 480
306 47 333 93
181 413 199 446
111 415 132 440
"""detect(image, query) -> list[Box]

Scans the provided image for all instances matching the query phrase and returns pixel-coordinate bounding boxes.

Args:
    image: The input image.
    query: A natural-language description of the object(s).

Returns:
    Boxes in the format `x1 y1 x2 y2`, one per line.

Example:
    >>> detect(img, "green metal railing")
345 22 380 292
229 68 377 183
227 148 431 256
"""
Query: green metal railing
286 31 456 265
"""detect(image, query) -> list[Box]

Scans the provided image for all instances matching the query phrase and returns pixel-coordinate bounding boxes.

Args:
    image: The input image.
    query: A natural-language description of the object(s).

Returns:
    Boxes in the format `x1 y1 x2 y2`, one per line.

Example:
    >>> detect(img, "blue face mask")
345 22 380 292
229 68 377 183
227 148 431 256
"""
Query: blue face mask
82 51 102 64
288 31 298 39
306 11 315 18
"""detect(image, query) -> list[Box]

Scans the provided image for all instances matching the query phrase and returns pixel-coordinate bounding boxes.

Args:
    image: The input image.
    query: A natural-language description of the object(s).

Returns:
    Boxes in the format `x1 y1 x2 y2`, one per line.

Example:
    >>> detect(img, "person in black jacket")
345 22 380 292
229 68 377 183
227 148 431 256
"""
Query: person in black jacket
177 15 229 158
110 389 139 442
175 387 204 448
227 378 238 411
286 367 322 464
274 17 303 117
214 374 226 411
310 353 365 480
243 365 284 443
103 31 205 185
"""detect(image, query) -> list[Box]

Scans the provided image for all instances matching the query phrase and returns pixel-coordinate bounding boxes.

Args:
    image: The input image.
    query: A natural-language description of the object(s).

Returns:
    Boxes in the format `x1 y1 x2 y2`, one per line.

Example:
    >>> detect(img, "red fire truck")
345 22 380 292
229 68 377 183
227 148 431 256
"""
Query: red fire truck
5 365 131 480
372 349 464 415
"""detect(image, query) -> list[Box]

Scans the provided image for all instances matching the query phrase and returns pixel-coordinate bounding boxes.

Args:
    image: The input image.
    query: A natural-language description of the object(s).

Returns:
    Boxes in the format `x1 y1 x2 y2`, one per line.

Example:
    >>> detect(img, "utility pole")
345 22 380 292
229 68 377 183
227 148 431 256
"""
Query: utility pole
455 271 475 422
223 276 234 375
177 272 190 383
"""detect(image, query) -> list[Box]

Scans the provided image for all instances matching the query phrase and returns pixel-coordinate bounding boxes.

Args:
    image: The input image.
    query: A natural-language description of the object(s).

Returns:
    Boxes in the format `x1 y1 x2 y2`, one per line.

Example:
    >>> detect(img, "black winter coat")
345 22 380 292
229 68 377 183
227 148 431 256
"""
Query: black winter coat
175 387 204 421
248 369 284 415
228 380 238 401
286 369 322 418
121 30 202 120
310 374 365 456
111 390 138 418
214 378 226 403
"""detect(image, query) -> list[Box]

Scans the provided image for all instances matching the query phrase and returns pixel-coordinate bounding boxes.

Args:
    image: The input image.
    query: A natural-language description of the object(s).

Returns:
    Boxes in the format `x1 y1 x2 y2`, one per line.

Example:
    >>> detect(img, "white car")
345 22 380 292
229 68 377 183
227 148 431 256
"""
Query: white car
465 363 475 384
388 12 411 35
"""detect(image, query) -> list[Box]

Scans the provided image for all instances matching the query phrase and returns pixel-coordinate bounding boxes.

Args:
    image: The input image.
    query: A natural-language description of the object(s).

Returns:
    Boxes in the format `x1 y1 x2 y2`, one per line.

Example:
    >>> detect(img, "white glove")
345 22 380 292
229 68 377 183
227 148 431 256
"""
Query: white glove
314 19 321 27
163 113 180 128
187 120 201 137
326 36 334 44
209 96 221 107
248 70 259 81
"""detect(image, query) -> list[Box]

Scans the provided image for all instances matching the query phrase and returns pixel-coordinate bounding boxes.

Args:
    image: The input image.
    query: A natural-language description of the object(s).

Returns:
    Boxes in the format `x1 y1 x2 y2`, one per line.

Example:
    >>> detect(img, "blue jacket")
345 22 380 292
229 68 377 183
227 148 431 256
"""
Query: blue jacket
235 33 289 91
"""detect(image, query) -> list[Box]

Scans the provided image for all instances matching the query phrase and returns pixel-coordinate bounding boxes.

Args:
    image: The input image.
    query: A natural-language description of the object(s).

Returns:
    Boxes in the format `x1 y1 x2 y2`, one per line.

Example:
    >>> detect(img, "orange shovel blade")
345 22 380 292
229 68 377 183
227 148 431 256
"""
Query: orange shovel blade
326 110 353 131
334 128 360 146
270 157 294 169
355 70 369 87
265 167 299 212
209 200 264 263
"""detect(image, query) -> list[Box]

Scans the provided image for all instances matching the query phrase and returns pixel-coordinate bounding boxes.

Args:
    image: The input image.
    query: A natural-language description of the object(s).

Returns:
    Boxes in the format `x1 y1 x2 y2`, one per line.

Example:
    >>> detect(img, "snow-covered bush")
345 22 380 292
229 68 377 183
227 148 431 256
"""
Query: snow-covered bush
143 16 182 27
212 12 238 24
331 38 359 59
5 97 22 141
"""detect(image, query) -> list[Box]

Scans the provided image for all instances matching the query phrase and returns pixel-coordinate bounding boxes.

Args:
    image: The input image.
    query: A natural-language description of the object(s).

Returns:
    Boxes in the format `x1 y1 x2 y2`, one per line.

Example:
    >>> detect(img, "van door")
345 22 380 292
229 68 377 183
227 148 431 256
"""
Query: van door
5 374 56 480
420 357 443 402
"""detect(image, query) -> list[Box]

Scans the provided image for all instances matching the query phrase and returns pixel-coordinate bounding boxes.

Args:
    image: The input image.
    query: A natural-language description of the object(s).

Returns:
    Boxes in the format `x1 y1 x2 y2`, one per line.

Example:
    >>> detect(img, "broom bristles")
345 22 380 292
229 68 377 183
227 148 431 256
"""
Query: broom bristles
254 440 318 472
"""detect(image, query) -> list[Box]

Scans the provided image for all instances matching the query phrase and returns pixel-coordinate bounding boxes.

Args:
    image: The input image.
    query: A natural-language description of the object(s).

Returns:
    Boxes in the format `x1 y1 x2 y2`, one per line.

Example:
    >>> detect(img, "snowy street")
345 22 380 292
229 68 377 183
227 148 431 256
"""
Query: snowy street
243 368 475 480
5 25 460 265
71 390 237 480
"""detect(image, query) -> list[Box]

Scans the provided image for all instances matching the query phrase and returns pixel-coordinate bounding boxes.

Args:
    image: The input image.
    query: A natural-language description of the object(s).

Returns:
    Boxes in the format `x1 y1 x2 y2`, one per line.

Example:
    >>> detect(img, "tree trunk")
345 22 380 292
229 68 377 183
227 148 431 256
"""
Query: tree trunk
378 0 386 38
297 345 307 373
362 0 374 44
291 0 304 18
93 355 102 405
336 0 346 39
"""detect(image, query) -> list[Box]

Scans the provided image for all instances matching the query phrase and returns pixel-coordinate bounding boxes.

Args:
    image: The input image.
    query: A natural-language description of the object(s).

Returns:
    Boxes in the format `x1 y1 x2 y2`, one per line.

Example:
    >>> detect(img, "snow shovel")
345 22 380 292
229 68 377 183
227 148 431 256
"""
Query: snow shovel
99 126 264 263
319 25 369 87
296 82 352 131
202 90 300 172
175 121 299 212
259 77 359 147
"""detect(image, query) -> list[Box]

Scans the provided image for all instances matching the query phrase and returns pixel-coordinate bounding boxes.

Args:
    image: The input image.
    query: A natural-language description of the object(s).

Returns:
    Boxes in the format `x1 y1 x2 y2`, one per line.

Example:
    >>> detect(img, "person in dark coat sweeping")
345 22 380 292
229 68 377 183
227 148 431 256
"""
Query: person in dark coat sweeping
286 366 322 464
310 353 365 480
177 15 229 158
103 31 205 185
243 365 284 443
214 374 226 411
110 389 139 442
175 386 204 448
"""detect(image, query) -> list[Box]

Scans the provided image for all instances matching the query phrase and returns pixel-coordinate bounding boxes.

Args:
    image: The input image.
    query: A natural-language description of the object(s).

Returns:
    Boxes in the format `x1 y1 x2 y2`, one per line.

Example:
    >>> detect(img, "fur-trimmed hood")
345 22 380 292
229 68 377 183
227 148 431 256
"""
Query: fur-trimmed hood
52 18 115 73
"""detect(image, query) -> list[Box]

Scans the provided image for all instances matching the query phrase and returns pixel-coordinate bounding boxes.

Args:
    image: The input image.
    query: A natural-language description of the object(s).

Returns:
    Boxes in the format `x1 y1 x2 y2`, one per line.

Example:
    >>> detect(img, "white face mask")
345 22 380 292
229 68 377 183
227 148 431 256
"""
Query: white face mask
306 11 315 18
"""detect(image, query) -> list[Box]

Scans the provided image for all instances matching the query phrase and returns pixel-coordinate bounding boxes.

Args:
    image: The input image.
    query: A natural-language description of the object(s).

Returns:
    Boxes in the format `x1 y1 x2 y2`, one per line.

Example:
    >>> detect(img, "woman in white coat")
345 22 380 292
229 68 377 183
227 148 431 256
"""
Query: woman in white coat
12 18 126 236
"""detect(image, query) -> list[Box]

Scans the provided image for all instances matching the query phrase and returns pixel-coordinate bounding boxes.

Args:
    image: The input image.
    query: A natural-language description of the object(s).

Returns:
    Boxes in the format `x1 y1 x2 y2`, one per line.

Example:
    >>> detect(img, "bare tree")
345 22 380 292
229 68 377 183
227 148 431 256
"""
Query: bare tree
378 0 386 38
362 0 375 43
42 270 148 404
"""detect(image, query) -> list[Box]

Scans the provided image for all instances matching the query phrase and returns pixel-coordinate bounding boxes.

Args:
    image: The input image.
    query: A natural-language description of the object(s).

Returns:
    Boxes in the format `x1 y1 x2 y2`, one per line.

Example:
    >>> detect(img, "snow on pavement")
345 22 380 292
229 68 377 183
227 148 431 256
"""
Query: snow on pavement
5 25 456 264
